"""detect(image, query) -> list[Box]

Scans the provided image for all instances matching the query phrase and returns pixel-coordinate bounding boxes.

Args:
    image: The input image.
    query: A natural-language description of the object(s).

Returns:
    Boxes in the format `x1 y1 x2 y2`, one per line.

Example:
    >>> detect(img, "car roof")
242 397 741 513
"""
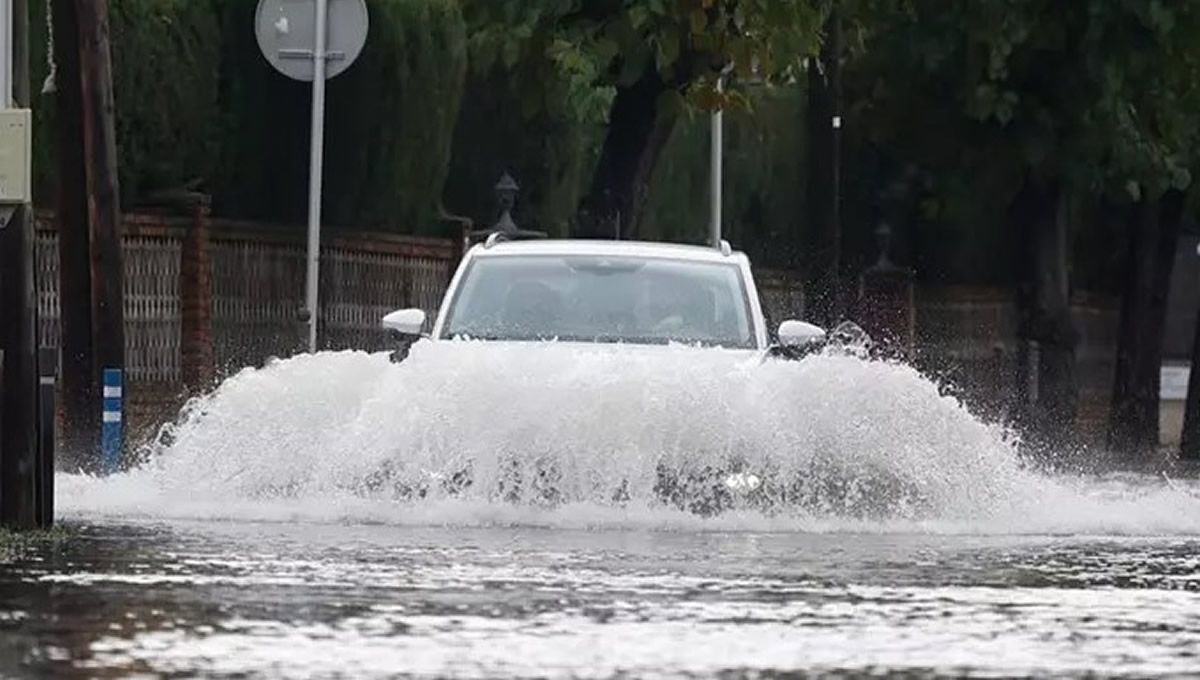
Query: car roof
473 239 746 264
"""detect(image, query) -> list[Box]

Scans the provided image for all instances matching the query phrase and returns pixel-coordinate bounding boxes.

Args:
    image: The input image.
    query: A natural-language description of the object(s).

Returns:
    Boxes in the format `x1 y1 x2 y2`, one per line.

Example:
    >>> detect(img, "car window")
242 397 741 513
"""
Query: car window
442 255 754 348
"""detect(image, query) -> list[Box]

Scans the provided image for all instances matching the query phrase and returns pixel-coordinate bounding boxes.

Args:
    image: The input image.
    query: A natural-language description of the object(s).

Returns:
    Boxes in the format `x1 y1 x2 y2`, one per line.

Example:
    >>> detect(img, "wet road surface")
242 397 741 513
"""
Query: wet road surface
3 518 1199 678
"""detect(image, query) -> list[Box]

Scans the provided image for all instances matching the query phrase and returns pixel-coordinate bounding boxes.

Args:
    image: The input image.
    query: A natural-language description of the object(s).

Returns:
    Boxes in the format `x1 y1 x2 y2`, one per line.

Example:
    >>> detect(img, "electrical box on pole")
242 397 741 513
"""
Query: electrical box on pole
0 108 31 204
0 0 31 228
255 0 368 353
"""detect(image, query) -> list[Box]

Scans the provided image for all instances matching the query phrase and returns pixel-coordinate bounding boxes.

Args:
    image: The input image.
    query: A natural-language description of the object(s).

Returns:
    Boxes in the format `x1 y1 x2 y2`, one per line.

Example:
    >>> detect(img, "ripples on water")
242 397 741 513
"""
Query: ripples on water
6 524 1200 678
3 345 1200 677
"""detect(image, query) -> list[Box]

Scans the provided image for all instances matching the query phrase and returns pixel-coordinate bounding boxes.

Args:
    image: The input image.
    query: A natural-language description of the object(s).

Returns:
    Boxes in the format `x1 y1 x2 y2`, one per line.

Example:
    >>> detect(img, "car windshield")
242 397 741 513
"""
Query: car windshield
442 254 755 348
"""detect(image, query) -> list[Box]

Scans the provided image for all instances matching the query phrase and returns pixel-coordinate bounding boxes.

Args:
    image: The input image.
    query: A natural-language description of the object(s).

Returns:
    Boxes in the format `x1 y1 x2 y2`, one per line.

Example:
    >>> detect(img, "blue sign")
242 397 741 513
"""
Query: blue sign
102 368 123 473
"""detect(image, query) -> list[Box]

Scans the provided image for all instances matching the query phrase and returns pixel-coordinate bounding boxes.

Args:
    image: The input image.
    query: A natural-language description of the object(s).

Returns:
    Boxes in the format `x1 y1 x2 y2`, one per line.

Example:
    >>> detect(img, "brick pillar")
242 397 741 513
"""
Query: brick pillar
179 196 214 392
857 224 915 357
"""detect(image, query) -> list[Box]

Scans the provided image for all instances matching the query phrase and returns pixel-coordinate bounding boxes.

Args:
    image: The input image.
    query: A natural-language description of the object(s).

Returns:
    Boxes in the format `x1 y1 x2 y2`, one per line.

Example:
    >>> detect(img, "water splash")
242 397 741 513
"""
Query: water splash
57 342 1200 534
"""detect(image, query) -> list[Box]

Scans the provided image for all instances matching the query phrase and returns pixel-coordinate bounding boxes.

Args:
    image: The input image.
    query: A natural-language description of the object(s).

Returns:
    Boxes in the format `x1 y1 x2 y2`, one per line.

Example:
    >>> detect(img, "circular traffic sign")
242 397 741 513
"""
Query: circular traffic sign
255 0 370 82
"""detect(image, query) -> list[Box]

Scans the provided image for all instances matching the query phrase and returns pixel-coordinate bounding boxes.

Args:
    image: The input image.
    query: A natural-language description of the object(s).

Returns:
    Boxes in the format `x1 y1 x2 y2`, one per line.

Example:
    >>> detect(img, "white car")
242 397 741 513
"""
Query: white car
381 236 827 358
375 236 838 514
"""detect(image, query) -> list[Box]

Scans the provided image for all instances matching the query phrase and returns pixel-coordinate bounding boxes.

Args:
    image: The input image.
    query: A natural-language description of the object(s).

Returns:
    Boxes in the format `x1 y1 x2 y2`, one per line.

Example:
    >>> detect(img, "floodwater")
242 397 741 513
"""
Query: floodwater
4 345 1200 678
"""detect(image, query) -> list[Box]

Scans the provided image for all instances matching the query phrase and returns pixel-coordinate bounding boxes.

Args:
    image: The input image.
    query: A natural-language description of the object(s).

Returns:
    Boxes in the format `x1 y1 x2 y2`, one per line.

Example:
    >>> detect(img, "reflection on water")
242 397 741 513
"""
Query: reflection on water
3 519 1200 678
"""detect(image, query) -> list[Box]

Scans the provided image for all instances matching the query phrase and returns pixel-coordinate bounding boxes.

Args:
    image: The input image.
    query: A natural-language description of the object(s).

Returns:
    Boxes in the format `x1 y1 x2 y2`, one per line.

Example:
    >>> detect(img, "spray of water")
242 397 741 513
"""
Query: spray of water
58 341 1200 534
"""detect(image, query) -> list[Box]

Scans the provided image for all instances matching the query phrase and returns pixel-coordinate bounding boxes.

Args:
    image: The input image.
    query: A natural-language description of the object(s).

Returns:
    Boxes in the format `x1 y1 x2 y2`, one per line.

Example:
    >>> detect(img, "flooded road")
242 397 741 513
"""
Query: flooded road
3 514 1200 677
4 348 1200 677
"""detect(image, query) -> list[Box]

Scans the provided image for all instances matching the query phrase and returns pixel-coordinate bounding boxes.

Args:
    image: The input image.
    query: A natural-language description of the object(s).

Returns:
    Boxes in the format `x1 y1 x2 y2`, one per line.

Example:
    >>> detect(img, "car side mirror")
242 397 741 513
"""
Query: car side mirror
778 320 826 348
381 308 427 338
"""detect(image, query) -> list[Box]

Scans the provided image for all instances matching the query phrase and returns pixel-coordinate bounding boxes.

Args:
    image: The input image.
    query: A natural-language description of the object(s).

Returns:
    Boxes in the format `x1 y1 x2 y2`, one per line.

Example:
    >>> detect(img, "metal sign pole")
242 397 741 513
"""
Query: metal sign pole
255 0 367 353
304 0 328 353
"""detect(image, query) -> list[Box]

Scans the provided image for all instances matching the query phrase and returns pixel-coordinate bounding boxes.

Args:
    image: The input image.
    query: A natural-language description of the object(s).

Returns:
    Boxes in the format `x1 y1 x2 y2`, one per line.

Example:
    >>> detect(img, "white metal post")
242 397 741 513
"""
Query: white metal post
304 0 329 353
709 77 723 248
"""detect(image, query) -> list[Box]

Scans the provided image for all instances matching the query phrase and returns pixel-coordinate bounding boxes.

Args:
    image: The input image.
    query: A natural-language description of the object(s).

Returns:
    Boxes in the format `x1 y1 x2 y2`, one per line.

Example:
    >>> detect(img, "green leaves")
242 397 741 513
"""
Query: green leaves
462 0 826 116
853 0 1200 208
968 84 1019 125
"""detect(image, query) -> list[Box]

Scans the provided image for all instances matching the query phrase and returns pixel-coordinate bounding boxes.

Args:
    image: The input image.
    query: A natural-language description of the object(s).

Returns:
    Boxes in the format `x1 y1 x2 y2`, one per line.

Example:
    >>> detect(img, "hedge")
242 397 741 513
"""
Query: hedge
442 66 603 237
31 0 467 234
212 0 467 232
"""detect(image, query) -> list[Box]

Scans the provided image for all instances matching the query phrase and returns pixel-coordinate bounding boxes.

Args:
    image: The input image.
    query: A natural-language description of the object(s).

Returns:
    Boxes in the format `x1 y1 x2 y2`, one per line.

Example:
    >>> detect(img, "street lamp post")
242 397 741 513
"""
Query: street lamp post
710 76 724 249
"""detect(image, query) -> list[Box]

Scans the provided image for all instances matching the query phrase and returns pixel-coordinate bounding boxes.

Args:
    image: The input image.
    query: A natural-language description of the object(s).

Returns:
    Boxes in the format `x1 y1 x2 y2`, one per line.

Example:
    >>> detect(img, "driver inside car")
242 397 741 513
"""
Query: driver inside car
502 280 564 338
650 284 713 340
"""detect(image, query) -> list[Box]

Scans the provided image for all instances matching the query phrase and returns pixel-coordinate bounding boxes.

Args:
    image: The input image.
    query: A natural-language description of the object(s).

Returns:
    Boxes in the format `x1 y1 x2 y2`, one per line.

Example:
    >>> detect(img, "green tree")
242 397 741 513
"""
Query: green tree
464 0 826 238
845 0 1200 448
1096 3 1200 457
641 83 806 260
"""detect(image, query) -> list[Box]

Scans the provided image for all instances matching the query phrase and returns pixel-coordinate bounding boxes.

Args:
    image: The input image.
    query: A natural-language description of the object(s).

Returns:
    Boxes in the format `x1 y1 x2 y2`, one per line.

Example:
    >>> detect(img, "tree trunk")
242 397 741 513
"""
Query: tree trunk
1013 178 1078 449
1108 190 1186 457
575 68 677 240
1180 305 1200 461
802 5 842 329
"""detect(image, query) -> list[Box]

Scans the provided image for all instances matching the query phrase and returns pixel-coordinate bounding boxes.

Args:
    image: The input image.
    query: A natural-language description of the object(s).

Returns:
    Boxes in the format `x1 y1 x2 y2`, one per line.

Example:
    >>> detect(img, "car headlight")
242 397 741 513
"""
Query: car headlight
723 472 761 493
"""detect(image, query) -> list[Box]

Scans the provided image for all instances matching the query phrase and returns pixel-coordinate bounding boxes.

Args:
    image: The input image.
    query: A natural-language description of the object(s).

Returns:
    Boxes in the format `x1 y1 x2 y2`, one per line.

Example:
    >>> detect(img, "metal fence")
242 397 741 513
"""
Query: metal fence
32 218 1119 438
34 218 808 386
34 215 455 384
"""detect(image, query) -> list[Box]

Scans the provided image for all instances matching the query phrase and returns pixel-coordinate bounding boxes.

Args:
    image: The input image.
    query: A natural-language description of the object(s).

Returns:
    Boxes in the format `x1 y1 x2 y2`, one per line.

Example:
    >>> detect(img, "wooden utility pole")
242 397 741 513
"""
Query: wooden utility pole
53 0 93 467
53 0 124 470
0 0 39 528
79 0 124 435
